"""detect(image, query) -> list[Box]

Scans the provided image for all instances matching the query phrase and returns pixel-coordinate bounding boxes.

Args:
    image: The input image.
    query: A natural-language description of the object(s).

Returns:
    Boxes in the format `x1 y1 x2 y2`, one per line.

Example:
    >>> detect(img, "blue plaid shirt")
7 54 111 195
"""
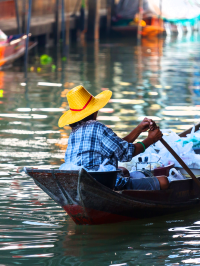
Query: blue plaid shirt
65 120 135 171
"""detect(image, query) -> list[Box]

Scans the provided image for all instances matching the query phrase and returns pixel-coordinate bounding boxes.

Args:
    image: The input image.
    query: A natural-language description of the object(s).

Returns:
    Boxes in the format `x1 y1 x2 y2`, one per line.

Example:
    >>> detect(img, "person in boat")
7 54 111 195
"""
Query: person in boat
58 85 169 191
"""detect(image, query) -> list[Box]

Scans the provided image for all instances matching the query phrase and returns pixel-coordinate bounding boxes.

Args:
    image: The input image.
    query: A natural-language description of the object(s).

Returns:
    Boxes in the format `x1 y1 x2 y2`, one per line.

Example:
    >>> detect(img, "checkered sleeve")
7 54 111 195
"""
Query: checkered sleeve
101 126 135 162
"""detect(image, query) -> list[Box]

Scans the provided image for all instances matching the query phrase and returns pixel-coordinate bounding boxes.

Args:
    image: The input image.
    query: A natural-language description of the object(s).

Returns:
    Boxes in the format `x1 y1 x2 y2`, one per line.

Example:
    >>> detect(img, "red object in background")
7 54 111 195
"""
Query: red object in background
0 71 4 89
0 35 37 68
0 0 15 20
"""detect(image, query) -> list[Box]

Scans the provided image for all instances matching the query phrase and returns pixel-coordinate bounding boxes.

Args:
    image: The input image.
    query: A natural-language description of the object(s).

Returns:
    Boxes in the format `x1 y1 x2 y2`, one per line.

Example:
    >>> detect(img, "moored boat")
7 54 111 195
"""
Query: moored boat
0 34 37 69
112 0 200 36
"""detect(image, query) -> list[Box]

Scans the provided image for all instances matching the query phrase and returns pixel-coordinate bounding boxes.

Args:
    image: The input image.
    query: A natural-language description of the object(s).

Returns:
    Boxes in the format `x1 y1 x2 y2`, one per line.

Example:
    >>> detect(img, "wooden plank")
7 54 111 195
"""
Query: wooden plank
54 0 60 46
24 0 32 79
66 0 70 46
137 0 143 40
14 0 21 34
22 0 26 33
106 0 115 35
87 0 100 40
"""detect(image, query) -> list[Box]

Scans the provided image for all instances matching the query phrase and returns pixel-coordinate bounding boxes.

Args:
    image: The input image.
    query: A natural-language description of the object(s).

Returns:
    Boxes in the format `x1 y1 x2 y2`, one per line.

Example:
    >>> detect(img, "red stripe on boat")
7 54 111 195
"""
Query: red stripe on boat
63 205 136 225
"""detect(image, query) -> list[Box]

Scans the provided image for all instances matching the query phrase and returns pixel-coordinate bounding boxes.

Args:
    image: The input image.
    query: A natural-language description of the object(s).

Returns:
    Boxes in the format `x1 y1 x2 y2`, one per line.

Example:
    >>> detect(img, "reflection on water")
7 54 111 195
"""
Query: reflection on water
0 33 200 265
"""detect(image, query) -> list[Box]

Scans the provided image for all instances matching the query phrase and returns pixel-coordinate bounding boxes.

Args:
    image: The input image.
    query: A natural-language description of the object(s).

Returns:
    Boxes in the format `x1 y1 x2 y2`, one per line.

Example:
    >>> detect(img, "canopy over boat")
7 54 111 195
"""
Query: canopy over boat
116 0 200 24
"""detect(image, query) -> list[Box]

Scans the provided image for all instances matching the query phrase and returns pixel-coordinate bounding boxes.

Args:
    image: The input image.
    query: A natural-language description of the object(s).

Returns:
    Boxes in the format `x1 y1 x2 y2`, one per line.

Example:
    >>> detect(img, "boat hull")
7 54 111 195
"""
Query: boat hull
26 168 200 225
0 35 37 68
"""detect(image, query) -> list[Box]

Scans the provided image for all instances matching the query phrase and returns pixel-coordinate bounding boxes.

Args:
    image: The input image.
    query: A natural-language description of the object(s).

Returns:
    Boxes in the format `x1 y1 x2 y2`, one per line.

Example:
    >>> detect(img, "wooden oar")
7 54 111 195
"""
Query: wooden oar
160 138 200 188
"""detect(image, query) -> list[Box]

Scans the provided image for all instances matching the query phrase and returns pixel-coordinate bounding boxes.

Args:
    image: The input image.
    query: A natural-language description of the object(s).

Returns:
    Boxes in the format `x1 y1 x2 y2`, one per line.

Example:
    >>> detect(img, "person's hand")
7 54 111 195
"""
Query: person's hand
137 117 156 133
147 127 163 144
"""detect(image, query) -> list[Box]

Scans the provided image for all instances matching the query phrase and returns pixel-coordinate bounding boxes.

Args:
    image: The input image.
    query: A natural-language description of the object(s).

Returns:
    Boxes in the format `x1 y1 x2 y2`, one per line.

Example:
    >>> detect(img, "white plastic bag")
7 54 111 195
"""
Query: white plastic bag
167 168 186 182
59 162 82 170
118 145 159 171
154 129 181 151
0 30 7 42
181 126 200 149
97 159 116 172
157 141 196 167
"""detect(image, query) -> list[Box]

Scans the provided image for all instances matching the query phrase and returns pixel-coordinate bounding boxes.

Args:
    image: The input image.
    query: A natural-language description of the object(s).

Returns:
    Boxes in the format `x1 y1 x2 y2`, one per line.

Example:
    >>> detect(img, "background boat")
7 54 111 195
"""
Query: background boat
0 34 37 69
112 0 200 36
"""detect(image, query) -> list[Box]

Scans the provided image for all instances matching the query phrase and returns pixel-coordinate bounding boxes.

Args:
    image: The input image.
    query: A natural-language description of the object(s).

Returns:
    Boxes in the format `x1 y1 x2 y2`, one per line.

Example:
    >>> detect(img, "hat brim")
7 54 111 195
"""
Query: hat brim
58 90 112 127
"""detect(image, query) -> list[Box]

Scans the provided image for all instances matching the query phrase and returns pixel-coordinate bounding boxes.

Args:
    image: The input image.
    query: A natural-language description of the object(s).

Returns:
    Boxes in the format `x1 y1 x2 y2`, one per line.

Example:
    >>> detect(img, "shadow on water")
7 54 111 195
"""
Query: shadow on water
0 33 200 265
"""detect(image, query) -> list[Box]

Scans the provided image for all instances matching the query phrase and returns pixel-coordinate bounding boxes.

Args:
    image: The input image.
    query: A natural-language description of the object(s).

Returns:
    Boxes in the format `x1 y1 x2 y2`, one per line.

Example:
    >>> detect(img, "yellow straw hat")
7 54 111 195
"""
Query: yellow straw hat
58 85 112 127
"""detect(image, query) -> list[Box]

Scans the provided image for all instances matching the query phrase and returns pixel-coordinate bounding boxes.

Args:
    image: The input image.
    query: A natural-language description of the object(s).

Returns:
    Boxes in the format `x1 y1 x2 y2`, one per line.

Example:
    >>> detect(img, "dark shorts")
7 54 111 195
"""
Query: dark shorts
124 176 160 190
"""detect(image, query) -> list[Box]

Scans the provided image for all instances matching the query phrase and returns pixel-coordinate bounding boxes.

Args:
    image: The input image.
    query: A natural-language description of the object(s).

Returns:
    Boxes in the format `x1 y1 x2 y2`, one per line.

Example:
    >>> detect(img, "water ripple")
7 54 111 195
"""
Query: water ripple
0 35 200 265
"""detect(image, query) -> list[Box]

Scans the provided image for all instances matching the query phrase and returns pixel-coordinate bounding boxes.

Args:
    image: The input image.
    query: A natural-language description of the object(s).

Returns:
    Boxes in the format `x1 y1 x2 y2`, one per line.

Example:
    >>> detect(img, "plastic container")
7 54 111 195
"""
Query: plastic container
89 170 120 189
154 163 174 177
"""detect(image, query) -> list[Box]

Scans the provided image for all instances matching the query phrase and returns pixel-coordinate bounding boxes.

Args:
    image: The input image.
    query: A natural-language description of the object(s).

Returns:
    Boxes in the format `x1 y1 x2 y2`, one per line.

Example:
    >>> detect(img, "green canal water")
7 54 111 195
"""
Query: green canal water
0 33 200 265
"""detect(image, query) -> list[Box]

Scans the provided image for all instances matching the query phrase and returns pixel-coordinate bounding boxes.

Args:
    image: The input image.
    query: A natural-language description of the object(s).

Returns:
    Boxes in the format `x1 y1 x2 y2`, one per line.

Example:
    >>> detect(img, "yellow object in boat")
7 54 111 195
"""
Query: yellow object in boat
129 20 146 27
142 25 164 37
139 20 146 27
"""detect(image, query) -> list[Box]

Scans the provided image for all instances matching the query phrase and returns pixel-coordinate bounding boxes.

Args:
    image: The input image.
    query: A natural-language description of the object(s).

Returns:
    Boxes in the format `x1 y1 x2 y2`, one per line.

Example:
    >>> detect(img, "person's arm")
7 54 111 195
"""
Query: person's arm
123 117 156 143
100 125 135 162
122 127 141 143
100 122 161 163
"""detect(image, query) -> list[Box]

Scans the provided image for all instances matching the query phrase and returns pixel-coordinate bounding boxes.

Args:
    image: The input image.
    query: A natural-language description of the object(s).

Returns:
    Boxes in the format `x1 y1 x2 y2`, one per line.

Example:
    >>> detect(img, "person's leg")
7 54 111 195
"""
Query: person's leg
156 176 169 190
116 174 169 191
125 176 160 190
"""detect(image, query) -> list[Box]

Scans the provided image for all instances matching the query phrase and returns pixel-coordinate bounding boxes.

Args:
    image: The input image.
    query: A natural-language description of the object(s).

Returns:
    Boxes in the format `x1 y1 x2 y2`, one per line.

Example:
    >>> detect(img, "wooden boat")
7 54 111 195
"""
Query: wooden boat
0 34 37 69
26 167 200 225
25 124 200 225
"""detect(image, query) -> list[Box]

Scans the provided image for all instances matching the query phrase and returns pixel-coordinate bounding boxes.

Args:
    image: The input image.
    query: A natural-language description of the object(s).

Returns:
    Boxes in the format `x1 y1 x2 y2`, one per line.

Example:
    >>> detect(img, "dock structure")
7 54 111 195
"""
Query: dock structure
0 0 110 45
